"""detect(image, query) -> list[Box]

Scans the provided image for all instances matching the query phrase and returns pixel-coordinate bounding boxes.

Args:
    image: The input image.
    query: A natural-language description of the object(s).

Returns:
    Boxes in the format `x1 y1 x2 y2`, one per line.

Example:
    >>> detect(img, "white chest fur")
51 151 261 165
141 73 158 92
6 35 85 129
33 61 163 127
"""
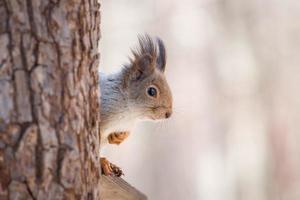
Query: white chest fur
100 112 138 146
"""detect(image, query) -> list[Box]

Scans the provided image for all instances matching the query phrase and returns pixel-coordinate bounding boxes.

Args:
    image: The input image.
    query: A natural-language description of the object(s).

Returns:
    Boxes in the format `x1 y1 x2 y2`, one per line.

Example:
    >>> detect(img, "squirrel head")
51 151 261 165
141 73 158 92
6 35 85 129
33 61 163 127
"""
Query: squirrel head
122 34 173 120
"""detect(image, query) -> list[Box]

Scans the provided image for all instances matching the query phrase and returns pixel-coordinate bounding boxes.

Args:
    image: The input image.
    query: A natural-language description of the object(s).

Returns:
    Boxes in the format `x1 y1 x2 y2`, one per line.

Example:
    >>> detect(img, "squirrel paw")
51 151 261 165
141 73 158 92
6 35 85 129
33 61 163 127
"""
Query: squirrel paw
100 157 124 177
108 131 129 145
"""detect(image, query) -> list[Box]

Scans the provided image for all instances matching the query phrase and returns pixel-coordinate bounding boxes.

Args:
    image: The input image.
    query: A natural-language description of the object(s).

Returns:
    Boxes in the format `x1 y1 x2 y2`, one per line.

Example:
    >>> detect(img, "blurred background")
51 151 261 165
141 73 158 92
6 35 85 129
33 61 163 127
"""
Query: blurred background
100 0 300 199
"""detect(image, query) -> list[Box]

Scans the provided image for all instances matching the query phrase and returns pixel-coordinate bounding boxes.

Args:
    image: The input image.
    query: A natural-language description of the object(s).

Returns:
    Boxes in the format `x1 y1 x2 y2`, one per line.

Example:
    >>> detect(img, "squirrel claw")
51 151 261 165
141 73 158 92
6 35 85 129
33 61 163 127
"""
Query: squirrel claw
110 163 124 177
100 157 124 177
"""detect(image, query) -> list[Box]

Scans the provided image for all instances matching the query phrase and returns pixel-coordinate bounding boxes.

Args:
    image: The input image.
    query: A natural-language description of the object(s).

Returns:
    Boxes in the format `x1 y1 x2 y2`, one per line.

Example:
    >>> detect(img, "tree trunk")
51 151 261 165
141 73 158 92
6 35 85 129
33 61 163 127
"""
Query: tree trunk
0 0 101 199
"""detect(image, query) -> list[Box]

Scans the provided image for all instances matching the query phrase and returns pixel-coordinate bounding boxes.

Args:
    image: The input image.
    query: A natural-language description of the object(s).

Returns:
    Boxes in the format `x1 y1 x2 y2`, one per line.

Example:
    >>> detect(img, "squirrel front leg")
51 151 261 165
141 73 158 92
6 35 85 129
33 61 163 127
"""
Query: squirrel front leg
108 131 130 145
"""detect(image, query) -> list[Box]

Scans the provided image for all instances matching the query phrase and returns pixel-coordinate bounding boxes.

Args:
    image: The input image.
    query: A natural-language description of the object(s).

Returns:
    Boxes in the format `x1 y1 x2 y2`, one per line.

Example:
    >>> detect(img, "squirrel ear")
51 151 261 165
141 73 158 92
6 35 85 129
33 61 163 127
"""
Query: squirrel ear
156 38 166 72
132 54 154 79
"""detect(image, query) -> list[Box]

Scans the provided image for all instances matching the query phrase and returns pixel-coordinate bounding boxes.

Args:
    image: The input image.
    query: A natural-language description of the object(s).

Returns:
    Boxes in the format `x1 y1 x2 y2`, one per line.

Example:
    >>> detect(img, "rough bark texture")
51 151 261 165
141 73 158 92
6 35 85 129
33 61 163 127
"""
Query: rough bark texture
0 0 101 199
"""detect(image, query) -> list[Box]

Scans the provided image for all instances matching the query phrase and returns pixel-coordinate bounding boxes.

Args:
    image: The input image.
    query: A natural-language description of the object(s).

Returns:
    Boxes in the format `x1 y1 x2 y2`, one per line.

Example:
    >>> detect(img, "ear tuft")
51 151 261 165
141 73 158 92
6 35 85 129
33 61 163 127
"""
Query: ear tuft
156 37 167 72
126 34 167 79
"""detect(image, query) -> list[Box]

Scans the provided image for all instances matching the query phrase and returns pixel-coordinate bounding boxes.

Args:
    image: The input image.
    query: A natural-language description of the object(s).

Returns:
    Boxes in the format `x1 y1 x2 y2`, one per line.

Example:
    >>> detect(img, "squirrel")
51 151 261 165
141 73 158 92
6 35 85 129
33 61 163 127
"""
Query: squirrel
99 34 173 176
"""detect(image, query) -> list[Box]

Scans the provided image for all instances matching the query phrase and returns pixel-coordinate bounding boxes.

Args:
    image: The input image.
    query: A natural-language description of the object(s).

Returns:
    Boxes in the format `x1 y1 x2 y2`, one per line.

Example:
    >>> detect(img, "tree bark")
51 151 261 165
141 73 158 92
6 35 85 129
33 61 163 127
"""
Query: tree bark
0 0 101 199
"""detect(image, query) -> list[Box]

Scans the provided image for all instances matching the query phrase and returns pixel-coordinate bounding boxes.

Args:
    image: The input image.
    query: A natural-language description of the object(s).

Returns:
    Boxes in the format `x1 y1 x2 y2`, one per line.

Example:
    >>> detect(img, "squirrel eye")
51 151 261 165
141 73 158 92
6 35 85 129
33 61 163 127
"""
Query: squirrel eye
147 87 157 97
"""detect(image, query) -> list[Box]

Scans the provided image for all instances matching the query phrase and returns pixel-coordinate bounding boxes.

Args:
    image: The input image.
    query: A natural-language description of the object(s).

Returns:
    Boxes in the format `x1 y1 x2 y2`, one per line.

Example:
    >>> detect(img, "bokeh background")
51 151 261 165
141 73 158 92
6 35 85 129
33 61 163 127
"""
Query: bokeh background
100 0 300 199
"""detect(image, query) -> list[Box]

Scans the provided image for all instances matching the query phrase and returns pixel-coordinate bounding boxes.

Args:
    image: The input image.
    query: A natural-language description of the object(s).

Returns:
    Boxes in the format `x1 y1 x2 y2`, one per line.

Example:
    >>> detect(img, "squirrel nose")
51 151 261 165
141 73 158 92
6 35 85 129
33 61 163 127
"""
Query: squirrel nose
165 111 172 119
